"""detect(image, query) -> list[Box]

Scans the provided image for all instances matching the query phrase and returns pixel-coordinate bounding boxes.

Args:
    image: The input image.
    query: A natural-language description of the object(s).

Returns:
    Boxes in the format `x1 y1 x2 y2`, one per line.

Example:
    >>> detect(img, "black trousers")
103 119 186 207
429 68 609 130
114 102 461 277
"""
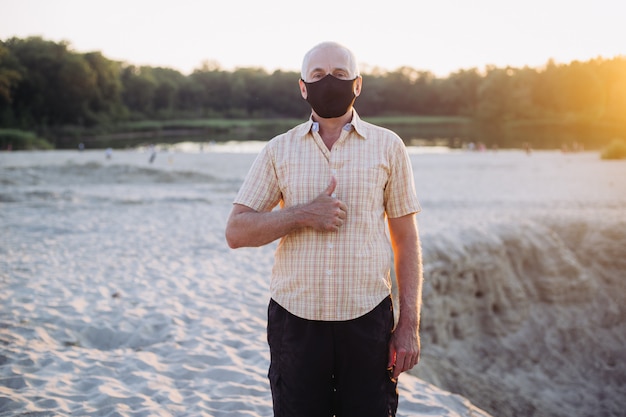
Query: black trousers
267 297 398 417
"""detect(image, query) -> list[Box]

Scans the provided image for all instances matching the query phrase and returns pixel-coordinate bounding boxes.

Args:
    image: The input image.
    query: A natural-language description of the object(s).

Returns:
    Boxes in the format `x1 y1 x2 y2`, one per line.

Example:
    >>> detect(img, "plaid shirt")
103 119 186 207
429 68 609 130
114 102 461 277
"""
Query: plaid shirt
233 111 420 321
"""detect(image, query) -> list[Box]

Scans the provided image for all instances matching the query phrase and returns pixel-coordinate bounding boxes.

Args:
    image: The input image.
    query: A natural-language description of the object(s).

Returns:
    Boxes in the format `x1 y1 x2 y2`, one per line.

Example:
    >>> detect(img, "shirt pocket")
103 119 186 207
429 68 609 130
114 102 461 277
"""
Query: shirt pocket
343 165 388 212
276 161 328 206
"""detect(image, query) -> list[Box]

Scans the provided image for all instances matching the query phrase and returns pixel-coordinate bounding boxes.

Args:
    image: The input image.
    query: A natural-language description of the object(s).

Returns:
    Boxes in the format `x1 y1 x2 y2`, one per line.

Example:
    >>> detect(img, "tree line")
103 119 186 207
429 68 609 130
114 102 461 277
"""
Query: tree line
1 36 625 147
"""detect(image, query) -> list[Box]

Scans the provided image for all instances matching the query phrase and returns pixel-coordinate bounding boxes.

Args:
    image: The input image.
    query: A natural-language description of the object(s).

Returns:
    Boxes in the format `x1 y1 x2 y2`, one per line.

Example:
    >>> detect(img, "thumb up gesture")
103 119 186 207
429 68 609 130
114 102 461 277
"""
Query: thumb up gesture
305 176 347 232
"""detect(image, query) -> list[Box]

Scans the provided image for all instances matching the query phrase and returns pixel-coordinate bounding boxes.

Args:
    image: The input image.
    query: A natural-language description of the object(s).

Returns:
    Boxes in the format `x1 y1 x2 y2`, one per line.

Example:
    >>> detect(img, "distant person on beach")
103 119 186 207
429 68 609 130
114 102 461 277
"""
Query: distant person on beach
225 41 423 417
149 144 157 163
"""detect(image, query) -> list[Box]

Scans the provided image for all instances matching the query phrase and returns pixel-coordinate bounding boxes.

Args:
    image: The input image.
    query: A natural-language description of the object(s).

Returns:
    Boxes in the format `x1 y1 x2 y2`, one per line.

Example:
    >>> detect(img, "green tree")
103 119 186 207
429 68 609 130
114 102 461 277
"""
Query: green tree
6 36 101 126
0 42 23 125
83 52 125 121
149 67 187 116
560 61 605 118
438 68 482 116
120 65 157 116
475 66 536 121
593 57 626 123
54 53 98 124
189 66 232 116
265 70 309 118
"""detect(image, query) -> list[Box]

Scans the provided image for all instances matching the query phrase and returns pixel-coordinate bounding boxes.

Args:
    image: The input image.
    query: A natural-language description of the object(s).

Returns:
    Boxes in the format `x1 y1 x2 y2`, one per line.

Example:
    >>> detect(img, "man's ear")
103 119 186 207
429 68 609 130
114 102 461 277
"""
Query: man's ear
299 79 308 100
354 76 363 97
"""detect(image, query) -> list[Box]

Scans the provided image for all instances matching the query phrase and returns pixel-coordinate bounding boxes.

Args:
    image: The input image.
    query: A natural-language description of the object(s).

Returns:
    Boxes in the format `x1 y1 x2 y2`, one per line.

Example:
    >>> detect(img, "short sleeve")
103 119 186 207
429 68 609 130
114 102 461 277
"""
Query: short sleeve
384 139 421 218
233 144 282 212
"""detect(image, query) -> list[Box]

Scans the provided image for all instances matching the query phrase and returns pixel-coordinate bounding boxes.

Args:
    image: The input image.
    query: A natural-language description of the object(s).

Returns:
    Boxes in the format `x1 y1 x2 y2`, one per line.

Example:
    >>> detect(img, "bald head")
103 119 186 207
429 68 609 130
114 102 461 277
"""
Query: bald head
301 42 360 82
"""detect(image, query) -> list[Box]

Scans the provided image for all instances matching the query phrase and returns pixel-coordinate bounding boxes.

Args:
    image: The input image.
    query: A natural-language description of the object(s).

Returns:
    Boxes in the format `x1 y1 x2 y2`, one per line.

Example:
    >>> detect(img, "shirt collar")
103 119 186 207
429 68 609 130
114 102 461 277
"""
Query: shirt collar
296 109 367 140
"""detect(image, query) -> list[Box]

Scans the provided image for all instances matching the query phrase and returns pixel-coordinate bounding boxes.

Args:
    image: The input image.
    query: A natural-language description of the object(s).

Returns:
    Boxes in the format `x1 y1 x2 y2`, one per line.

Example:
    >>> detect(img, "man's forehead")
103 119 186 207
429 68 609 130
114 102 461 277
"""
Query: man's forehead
304 48 351 73
308 65 350 74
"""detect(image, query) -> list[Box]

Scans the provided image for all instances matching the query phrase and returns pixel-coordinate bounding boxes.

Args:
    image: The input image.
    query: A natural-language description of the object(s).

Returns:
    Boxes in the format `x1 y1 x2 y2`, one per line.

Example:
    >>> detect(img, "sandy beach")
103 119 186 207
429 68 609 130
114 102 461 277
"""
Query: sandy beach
2 145 625 417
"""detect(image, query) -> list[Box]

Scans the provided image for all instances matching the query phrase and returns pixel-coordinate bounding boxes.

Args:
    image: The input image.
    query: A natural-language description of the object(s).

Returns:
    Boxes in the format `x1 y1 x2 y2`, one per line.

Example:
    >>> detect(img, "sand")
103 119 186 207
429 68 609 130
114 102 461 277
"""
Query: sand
1 146 492 416
2 144 625 416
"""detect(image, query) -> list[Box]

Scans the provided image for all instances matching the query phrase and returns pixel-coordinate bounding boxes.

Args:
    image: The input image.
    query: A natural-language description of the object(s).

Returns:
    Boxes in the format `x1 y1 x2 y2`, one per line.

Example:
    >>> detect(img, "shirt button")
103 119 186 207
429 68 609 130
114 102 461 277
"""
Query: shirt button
327 243 334 249
326 269 332 276
331 169 337 175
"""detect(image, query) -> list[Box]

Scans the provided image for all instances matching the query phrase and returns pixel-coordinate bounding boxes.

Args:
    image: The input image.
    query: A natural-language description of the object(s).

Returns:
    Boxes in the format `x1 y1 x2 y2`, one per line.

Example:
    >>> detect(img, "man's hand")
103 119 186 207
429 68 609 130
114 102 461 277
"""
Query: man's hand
303 176 347 232
225 176 348 248
387 323 420 380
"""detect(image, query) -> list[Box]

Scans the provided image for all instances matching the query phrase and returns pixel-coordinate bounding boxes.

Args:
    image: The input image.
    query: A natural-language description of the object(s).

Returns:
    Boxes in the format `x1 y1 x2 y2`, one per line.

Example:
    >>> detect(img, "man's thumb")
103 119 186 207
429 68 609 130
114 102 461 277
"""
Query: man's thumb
324 176 337 196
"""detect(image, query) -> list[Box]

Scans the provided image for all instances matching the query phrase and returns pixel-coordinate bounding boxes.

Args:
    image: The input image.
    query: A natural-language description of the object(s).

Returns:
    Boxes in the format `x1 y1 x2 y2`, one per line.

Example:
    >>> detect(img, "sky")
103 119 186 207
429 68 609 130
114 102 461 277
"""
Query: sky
1 0 625 77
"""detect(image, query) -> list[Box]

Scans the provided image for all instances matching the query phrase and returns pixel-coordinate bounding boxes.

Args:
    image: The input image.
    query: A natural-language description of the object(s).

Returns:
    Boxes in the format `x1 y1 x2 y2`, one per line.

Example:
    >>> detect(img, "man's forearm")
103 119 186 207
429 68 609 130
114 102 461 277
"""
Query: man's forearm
388 215 423 330
226 179 348 249
226 205 304 248
395 234 423 330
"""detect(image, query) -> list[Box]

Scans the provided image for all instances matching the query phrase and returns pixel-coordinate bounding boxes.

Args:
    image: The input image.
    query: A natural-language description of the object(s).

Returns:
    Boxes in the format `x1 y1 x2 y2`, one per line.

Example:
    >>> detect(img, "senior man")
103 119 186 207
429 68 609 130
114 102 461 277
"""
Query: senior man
226 41 423 417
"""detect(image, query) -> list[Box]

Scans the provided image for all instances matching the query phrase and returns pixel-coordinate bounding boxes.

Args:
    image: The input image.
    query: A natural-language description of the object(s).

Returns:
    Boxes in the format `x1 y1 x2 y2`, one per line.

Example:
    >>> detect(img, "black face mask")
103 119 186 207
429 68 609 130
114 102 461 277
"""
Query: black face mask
302 74 358 119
